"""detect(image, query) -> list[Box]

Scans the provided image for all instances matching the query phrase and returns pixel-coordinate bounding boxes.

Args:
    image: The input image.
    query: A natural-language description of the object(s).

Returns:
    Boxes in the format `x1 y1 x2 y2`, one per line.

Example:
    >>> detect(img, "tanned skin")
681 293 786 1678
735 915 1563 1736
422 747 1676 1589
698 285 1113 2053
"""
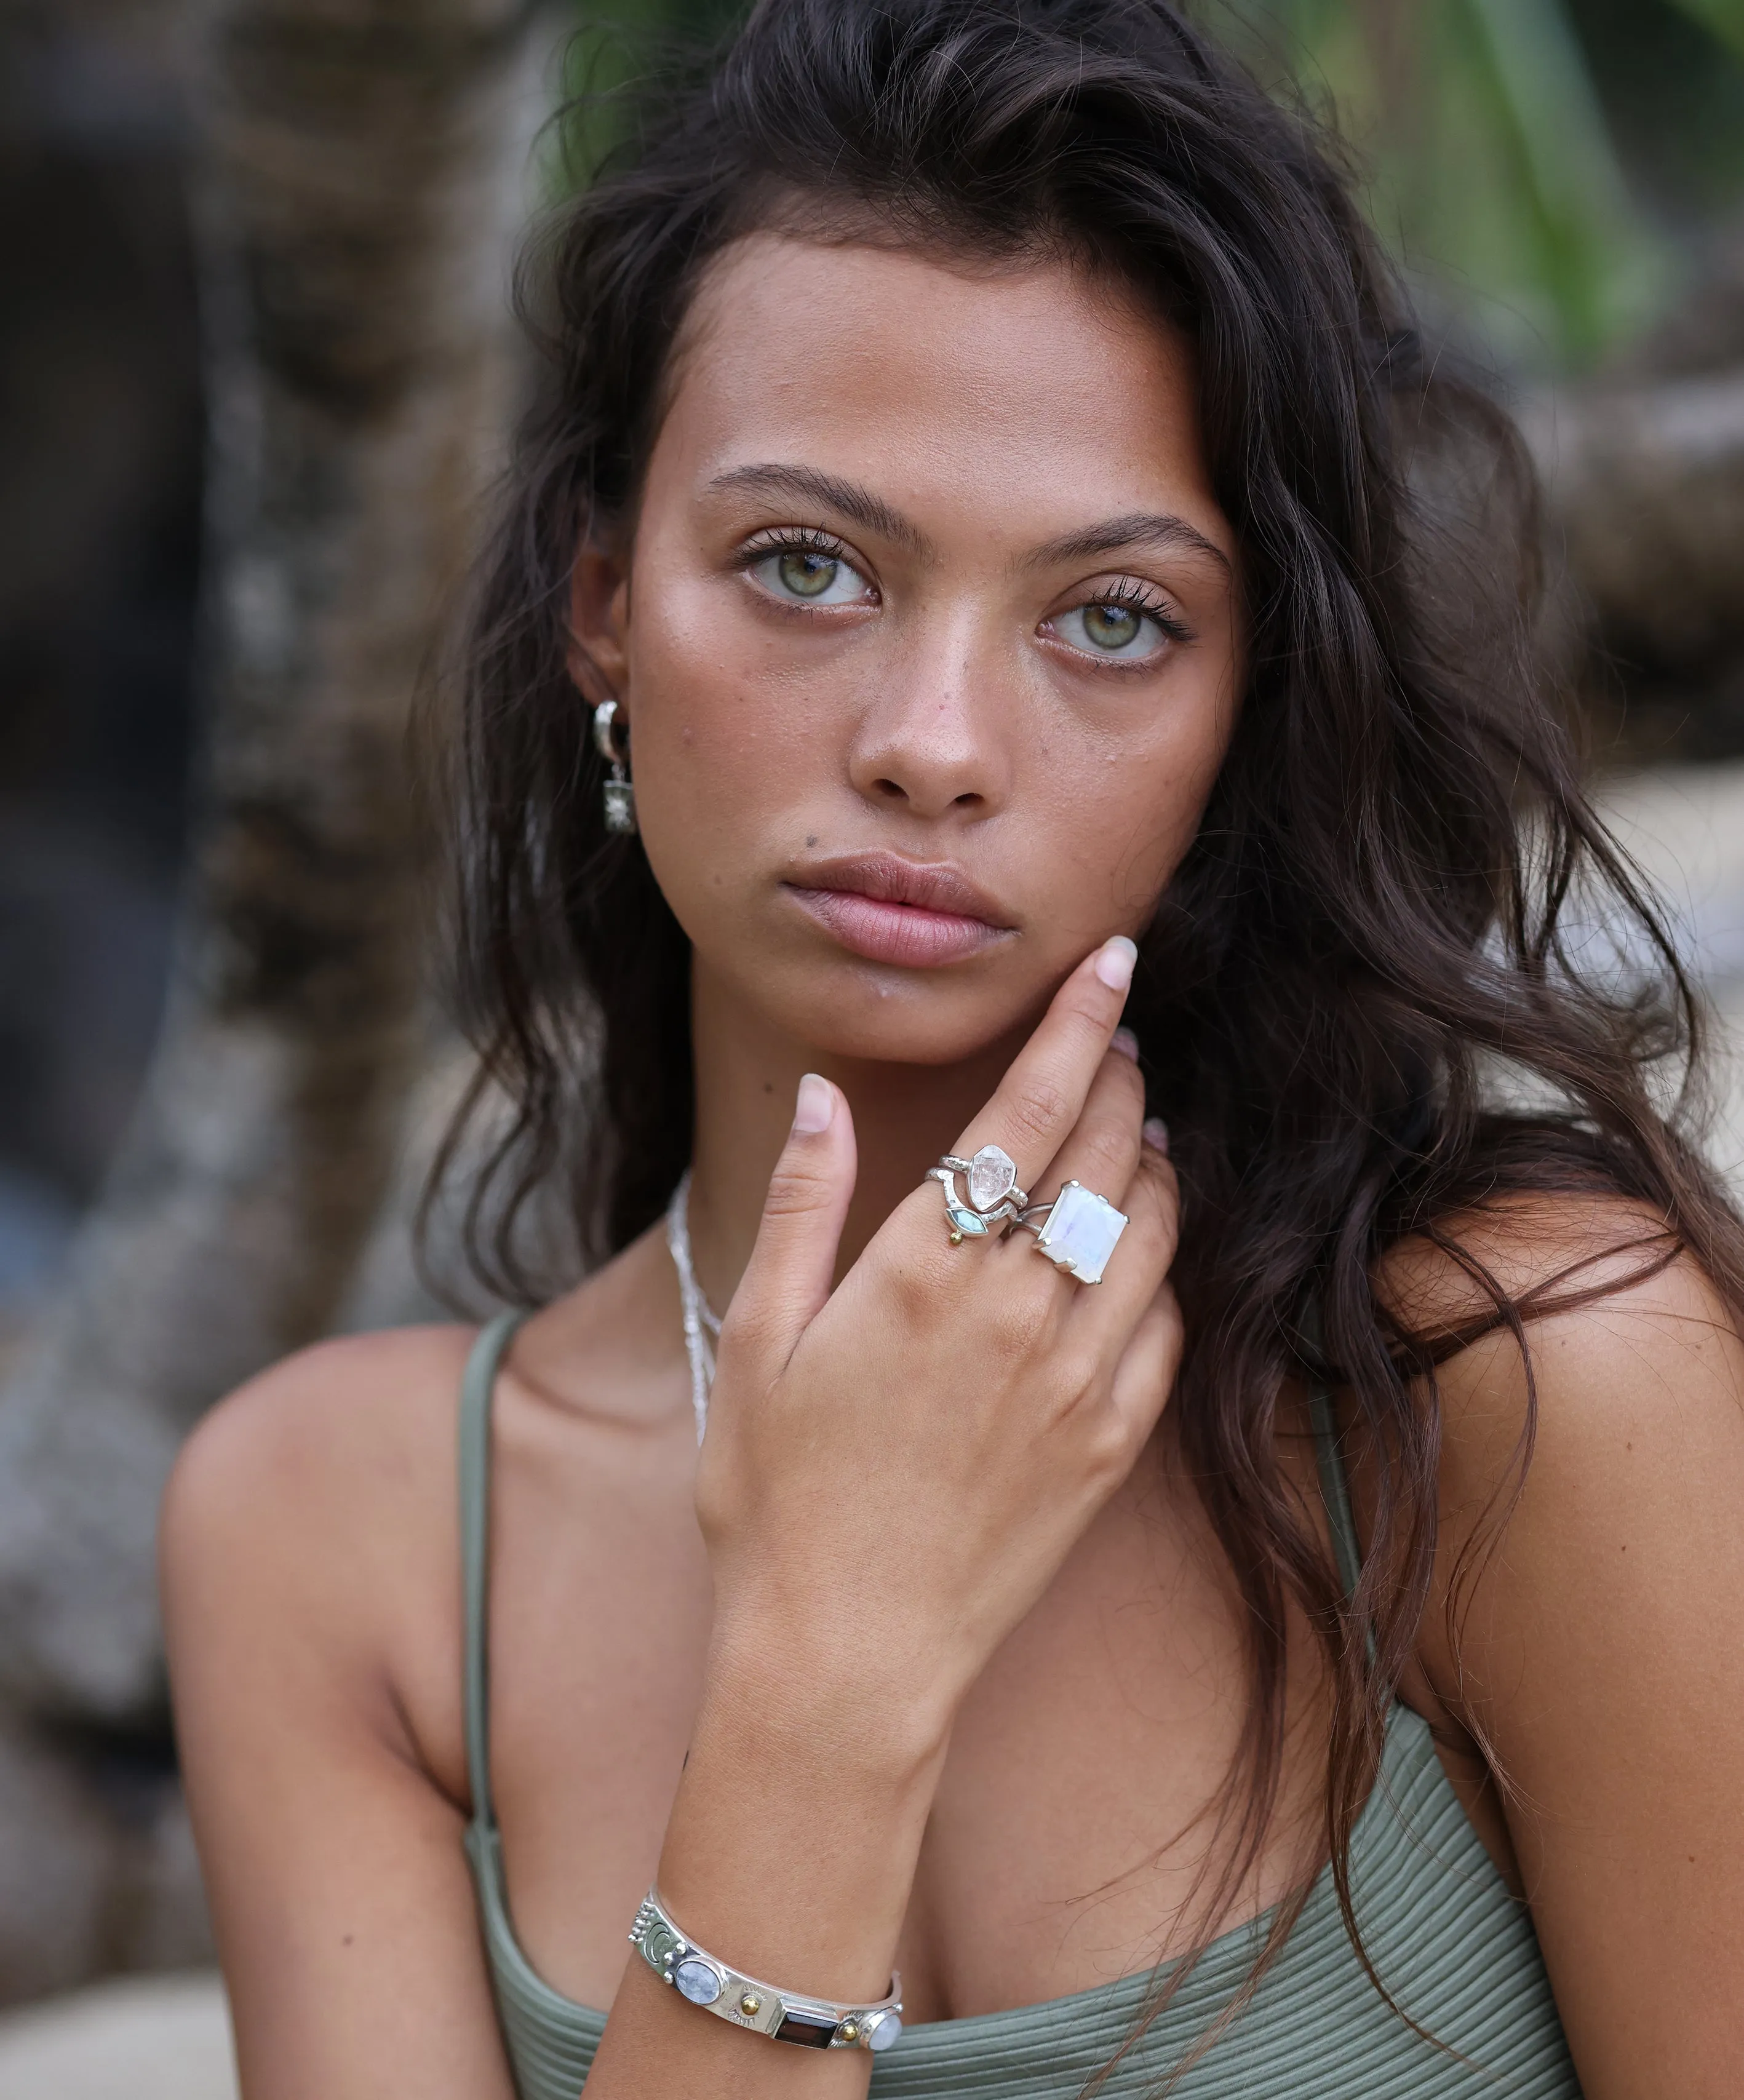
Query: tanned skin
161 238 1744 2099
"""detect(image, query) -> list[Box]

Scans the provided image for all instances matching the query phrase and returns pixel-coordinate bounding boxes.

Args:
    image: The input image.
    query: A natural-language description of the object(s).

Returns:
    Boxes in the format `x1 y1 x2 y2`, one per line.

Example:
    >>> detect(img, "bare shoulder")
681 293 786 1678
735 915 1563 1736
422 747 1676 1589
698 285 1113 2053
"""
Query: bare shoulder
162 1228 687 1792
1377 1184 1687 1340
1371 1203 1744 2080
161 1322 484 1789
1372 1189 1744 1708
1376 1188 1743 1496
162 1321 478 1601
161 1325 546 2098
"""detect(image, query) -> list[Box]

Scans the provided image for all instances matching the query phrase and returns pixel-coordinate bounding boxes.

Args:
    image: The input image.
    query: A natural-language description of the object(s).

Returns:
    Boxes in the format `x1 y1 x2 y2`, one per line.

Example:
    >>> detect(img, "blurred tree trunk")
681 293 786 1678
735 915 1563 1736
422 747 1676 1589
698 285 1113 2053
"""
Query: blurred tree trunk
0 0 547 1737
1527 235 1744 752
1530 368 1744 674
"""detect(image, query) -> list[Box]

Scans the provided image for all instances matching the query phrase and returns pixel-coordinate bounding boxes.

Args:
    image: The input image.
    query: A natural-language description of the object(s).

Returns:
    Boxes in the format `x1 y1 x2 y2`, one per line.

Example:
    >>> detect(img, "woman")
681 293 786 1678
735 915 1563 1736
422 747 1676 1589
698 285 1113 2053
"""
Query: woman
160 1 1744 2094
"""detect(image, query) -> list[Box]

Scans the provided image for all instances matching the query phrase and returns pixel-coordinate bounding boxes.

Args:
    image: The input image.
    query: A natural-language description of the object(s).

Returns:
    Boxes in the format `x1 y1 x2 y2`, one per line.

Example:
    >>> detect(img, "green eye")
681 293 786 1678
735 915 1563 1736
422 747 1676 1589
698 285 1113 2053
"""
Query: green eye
1082 603 1141 650
778 549 840 597
1053 596 1167 662
748 543 870 607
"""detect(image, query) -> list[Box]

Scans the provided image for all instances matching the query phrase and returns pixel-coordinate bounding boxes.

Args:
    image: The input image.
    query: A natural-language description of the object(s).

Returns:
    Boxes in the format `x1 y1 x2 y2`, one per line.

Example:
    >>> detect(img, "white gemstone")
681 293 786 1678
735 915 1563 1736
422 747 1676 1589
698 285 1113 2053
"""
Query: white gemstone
1036 1180 1128 1285
603 779 637 833
864 2010 902 2051
674 1957 724 2005
966 1144 1017 1212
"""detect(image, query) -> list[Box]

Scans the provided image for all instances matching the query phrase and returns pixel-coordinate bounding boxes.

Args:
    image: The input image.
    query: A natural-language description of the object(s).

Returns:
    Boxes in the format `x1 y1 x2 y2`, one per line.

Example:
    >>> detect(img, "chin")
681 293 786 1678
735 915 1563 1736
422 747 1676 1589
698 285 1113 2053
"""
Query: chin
765 961 1040 1069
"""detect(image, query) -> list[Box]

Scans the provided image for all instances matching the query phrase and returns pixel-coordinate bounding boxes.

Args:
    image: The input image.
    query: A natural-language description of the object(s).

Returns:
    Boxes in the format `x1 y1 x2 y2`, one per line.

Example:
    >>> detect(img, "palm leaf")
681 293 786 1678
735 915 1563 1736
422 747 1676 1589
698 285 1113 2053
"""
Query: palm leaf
1661 0 1744 66
1194 0 1658 365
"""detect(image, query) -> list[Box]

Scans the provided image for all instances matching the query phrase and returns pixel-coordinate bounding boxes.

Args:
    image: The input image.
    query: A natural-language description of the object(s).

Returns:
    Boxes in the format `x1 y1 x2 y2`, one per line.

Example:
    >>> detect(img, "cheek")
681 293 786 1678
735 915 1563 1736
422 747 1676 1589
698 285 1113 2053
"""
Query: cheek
1038 686 1235 917
633 581 752 763
623 583 840 895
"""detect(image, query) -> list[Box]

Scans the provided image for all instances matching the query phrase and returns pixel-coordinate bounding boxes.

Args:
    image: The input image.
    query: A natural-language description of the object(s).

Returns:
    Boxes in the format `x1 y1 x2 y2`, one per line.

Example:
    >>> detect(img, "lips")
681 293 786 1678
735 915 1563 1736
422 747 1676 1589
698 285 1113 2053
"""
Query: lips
783 850 1014 969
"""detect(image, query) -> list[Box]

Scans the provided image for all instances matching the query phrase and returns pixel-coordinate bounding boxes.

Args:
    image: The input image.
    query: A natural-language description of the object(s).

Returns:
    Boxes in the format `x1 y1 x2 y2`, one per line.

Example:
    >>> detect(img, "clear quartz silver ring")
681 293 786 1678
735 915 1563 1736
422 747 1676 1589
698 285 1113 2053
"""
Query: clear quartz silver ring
1011 1180 1128 1284
927 1145 1030 1244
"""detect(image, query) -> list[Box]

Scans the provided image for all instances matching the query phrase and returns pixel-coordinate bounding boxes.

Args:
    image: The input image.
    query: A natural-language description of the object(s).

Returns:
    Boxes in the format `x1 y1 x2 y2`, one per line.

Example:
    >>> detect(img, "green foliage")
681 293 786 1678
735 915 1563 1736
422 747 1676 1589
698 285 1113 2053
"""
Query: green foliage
1197 0 1637 365
1198 0 1744 368
1662 0 1744 66
545 1 741 196
554 0 1744 372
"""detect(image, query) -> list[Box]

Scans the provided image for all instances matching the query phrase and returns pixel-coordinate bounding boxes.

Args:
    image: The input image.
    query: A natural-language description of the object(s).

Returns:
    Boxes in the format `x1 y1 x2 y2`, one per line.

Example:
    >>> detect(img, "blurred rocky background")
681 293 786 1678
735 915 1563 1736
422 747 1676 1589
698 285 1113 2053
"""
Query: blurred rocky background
0 0 1741 2088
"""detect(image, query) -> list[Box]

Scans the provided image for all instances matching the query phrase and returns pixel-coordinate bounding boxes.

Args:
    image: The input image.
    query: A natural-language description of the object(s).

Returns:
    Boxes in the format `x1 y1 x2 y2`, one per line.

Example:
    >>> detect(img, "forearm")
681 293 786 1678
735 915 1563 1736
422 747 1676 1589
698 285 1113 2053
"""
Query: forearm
581 950 1166 2093
583 1649 949 2096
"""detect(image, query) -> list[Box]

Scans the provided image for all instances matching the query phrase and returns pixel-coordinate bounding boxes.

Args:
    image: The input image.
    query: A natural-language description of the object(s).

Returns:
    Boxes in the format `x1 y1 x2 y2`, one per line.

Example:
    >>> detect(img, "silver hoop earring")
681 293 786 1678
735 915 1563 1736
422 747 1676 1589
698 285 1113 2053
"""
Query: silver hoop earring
593 698 636 834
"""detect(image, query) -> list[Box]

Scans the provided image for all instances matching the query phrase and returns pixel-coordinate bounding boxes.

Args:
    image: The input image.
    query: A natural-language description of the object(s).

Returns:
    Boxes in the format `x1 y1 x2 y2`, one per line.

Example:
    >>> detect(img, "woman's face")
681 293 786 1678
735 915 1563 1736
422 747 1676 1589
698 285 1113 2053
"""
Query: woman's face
576 233 1242 1067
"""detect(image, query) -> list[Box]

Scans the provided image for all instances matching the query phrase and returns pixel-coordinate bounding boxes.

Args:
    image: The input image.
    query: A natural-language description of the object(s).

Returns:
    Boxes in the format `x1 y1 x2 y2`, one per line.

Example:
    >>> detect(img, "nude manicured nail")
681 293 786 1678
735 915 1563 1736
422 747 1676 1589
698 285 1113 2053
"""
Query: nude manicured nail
1094 936 1137 992
1142 1117 1171 1155
1111 1027 1140 1063
792 1073 834 1134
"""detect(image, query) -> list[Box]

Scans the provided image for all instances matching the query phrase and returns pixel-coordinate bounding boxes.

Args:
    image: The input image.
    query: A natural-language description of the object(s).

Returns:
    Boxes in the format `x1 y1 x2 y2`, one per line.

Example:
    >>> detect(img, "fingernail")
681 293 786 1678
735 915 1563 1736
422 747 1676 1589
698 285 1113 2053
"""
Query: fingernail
792 1073 834 1134
1111 1027 1139 1063
1142 1117 1170 1155
1094 935 1137 992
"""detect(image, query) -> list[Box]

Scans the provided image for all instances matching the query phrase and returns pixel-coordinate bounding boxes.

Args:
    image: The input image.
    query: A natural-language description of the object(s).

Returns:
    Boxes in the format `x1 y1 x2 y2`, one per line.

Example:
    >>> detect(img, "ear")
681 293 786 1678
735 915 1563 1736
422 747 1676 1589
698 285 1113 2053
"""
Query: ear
567 541 631 710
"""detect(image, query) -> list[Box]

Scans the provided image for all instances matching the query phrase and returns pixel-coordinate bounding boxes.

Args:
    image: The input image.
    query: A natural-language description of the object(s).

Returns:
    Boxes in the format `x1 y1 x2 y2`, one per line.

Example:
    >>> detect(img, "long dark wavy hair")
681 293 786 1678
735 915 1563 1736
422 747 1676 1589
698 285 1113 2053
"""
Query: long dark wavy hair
432 0 1744 2072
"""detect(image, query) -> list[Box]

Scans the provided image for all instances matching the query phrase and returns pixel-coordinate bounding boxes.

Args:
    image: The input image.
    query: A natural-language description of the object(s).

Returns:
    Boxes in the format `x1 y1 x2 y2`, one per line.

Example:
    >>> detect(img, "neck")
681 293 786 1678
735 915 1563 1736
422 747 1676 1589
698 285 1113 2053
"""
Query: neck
684 957 1024 1314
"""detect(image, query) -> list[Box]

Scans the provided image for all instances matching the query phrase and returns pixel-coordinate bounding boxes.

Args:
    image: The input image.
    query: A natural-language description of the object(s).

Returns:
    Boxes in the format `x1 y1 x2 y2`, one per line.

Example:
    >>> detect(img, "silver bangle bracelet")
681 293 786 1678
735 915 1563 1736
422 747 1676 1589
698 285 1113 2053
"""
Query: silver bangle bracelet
631 1890 904 2053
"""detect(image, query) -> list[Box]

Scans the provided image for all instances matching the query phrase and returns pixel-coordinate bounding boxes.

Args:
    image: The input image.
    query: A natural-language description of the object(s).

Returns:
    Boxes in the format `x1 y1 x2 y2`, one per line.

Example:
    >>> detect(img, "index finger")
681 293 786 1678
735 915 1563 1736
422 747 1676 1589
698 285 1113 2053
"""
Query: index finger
946 935 1138 1196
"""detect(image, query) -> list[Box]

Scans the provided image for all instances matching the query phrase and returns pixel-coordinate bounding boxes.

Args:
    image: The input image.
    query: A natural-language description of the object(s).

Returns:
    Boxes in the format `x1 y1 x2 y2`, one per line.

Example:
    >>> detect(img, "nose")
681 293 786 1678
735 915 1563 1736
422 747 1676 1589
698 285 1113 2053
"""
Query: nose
845 606 1013 822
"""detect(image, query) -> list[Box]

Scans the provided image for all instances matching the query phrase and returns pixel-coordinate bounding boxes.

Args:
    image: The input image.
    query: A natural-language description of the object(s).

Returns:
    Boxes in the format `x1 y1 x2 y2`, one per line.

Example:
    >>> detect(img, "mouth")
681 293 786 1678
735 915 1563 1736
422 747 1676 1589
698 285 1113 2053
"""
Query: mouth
783 850 1015 969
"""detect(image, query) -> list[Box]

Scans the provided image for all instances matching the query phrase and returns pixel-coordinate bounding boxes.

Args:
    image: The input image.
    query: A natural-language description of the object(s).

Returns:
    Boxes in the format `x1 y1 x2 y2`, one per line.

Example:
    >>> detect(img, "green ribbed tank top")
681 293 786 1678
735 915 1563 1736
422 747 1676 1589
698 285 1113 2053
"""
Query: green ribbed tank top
459 1313 1581 2098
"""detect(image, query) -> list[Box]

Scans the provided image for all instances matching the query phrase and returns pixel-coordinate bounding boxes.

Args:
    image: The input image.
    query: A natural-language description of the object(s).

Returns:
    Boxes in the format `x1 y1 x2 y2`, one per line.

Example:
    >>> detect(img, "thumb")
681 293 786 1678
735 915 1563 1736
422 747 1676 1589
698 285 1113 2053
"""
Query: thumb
727 1074 858 1375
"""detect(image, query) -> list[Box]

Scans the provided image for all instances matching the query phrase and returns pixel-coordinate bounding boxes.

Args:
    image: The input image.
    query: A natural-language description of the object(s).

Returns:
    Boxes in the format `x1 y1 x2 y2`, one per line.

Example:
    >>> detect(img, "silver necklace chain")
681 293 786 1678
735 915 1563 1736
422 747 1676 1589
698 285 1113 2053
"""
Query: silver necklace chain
665 1169 721 1445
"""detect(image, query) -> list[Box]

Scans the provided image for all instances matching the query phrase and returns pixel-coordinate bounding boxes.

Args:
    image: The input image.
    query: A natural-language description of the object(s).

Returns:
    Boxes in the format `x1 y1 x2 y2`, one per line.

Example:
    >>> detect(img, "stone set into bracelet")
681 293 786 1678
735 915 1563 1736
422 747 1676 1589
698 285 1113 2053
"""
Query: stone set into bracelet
631 1890 904 2054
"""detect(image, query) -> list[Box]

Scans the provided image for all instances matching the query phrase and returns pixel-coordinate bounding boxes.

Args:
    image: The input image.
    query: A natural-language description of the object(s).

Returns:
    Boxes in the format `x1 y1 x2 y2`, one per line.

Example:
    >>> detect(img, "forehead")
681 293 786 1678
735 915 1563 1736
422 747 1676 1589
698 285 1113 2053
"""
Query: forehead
649 233 1228 554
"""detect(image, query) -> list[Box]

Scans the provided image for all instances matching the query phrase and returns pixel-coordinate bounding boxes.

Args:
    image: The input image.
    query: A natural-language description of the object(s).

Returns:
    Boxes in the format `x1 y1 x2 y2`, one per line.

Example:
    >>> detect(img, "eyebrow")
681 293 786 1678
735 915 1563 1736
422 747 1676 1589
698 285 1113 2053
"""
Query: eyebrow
707 464 1231 577
1025 512 1232 576
706 463 929 554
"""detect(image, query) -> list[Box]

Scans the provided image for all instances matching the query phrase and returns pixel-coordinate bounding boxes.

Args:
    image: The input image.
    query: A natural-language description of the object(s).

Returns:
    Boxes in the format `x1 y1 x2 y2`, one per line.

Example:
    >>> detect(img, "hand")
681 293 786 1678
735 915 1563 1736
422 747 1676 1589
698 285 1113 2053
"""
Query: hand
696 935 1182 1750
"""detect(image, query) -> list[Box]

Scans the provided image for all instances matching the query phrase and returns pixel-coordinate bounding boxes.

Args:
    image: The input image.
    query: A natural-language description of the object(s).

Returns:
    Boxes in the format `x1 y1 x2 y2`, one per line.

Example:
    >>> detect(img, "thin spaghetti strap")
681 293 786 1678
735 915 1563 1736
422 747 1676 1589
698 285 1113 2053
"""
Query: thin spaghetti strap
459 1311 528 1834
1308 1383 1364 1602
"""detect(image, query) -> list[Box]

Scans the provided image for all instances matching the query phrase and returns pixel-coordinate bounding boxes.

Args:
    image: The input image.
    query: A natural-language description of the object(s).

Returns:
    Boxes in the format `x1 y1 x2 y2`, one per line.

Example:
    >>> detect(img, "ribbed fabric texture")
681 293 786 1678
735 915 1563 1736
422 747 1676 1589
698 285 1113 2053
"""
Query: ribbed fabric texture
459 1313 1580 2100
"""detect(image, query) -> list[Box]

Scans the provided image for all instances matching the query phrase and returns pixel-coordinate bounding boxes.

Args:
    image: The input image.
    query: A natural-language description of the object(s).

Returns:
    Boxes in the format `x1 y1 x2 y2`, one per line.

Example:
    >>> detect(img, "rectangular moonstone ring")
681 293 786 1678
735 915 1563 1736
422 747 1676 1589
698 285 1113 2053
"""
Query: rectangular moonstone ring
1028 1180 1129 1285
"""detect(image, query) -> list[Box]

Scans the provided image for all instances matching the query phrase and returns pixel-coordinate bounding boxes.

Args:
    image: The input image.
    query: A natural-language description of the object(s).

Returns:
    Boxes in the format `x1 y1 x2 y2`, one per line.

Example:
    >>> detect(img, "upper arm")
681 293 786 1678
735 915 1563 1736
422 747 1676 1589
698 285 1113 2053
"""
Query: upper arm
1398 1225 1744 2098
161 1332 517 2100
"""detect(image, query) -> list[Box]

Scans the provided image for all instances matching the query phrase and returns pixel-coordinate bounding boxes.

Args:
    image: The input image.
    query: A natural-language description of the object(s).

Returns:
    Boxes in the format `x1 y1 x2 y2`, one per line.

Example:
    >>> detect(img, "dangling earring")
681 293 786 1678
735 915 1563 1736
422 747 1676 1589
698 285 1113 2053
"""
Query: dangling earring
593 698 636 834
